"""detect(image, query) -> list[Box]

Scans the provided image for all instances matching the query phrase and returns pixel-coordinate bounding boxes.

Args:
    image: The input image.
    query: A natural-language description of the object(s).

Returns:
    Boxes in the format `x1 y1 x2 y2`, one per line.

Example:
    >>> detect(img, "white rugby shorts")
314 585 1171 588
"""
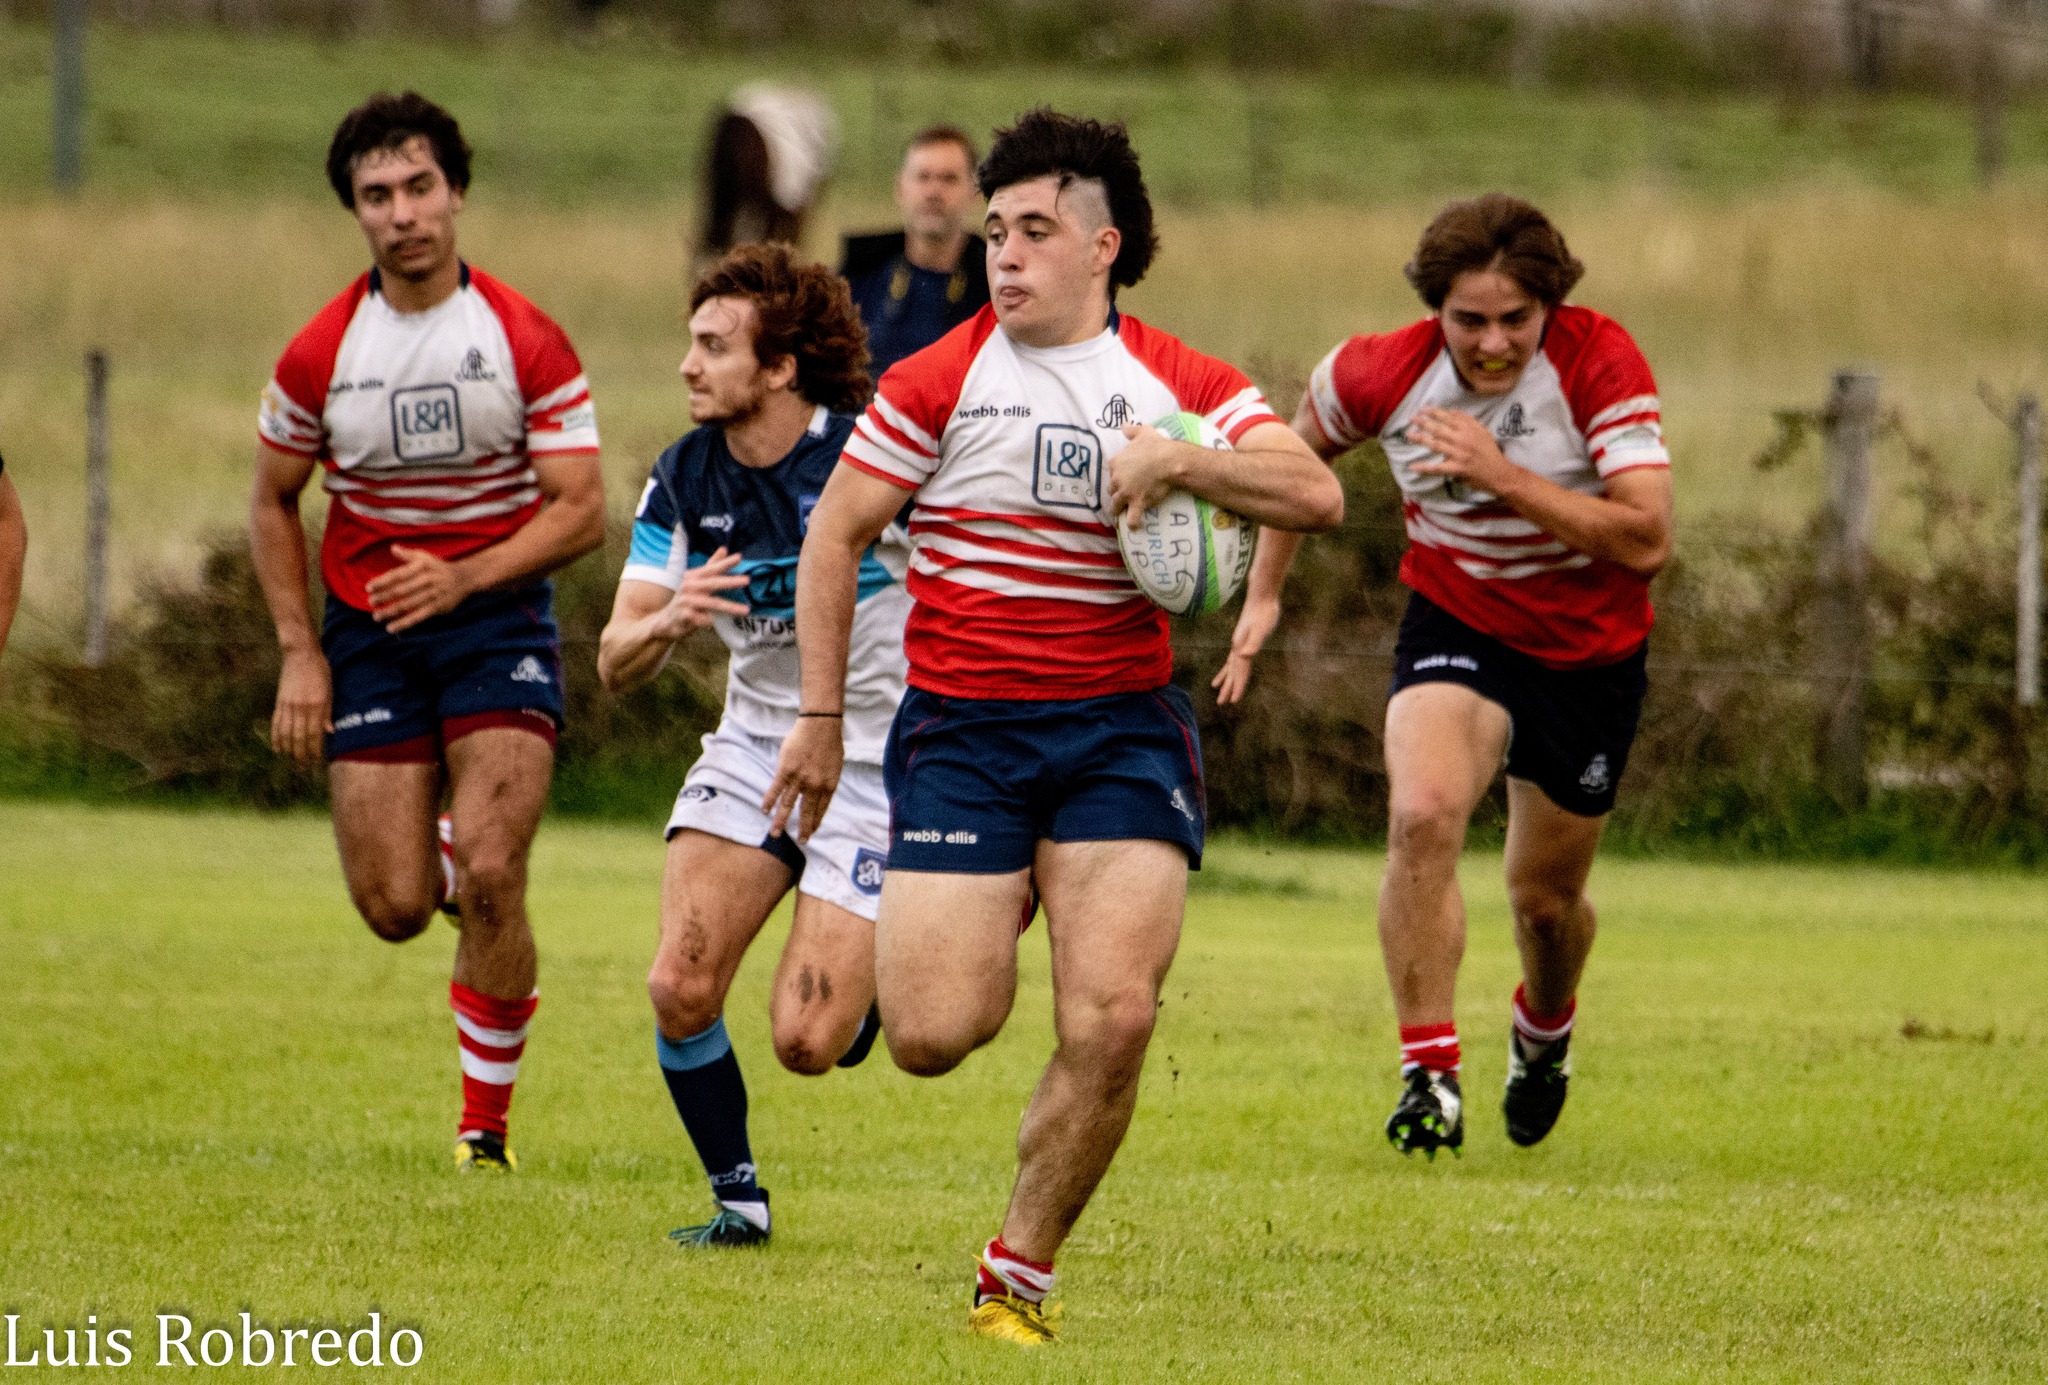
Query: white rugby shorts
664 722 890 922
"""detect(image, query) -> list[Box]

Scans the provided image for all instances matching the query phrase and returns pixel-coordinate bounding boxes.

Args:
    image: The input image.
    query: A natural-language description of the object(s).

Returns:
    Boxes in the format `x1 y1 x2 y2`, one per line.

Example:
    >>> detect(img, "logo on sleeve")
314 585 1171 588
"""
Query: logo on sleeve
1579 754 1611 793
851 848 887 896
509 656 552 685
391 385 464 461
1033 423 1100 510
1096 395 1135 428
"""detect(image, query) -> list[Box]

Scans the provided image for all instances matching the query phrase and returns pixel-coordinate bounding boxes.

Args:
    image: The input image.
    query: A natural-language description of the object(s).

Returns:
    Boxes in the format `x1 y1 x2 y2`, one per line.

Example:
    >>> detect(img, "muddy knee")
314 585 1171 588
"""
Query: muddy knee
648 963 724 1040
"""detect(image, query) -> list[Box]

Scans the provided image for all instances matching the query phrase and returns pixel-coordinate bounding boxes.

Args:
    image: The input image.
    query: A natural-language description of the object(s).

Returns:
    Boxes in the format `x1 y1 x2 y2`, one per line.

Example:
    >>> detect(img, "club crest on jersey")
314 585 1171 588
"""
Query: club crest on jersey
454 347 496 383
1096 394 1135 429
391 384 464 461
1496 402 1538 440
1033 423 1100 509
851 848 886 896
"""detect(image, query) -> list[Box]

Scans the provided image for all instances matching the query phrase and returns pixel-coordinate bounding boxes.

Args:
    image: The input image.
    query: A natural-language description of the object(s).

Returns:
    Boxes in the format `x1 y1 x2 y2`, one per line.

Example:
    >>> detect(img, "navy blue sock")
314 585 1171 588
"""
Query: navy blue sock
656 1018 763 1213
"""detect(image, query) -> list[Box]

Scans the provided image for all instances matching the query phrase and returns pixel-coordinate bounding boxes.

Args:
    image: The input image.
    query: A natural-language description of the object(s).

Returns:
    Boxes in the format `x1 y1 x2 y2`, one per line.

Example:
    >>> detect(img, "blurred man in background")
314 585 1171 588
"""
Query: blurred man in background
840 127 988 377
0 450 23 661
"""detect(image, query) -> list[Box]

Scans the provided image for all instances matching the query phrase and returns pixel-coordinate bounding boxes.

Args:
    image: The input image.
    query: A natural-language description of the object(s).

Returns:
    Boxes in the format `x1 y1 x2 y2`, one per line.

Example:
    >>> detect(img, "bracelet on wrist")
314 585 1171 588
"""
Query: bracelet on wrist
797 711 843 719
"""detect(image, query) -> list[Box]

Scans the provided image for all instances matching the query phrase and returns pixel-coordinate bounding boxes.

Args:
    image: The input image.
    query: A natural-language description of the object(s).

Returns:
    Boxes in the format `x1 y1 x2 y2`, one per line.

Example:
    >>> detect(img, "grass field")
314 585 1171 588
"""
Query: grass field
2 801 2043 1379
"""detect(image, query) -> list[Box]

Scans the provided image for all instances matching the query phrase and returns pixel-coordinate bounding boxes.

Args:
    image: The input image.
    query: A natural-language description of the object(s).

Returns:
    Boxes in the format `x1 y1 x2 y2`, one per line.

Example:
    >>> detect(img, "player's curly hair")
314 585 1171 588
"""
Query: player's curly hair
326 92 472 210
691 243 873 414
977 108 1157 292
1406 194 1585 310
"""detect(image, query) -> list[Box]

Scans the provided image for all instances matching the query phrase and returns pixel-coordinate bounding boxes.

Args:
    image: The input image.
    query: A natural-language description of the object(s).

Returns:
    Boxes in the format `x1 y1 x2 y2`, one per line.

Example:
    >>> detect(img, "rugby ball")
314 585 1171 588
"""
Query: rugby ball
1117 412 1254 616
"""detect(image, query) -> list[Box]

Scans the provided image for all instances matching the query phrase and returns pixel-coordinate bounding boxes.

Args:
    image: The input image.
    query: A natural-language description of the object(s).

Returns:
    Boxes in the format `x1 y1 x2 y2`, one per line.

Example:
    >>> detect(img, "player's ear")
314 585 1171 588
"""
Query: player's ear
765 352 799 393
1094 224 1121 276
447 181 465 216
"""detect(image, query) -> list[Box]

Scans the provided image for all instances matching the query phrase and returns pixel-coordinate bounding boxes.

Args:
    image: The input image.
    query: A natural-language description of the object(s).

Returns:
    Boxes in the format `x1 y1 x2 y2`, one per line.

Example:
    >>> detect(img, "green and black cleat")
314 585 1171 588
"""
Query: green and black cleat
1386 1068 1464 1159
669 1195 771 1249
1503 1029 1572 1147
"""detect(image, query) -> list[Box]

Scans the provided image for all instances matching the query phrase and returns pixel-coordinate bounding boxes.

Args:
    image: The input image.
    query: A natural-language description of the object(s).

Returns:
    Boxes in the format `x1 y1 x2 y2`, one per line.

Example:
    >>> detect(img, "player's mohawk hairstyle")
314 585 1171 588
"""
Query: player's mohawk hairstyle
691 243 874 415
1406 194 1586 310
978 108 1158 292
326 92 473 210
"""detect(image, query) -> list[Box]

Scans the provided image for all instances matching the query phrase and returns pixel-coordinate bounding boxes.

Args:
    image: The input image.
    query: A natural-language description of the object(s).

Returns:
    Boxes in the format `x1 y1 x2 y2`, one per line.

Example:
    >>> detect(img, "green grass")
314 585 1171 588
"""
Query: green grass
2 801 2043 1379
7 21 2048 206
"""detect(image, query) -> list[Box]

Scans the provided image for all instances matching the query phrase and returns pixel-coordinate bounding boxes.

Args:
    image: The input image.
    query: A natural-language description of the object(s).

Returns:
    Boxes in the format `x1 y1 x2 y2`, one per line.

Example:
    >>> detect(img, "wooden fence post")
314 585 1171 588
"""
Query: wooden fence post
83 349 110 668
2018 392 2043 708
1816 369 1879 804
52 0 86 194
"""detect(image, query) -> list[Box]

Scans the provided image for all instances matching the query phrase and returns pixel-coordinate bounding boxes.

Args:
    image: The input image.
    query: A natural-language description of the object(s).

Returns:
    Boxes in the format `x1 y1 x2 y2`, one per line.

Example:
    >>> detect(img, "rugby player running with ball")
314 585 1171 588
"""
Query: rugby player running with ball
769 109 1343 1343
252 93 605 1172
598 244 907 1249
1216 194 1674 1157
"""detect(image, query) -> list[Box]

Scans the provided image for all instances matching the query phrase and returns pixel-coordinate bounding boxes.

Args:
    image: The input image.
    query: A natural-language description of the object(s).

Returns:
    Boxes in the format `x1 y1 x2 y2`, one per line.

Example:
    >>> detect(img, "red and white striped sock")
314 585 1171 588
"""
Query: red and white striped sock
1512 983 1576 1058
450 982 538 1140
1399 1021 1461 1077
975 1237 1054 1307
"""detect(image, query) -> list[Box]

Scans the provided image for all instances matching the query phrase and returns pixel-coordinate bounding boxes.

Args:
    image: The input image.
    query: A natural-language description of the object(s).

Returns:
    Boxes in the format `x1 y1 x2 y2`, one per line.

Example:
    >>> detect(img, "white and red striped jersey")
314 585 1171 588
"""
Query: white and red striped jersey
258 264 600 612
842 306 1279 699
1306 304 1668 668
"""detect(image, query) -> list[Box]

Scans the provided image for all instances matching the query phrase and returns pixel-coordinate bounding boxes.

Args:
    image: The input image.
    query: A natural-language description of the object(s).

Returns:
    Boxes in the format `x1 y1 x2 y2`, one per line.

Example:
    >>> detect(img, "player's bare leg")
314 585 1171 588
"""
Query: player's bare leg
1000 837 1184 1261
440 727 553 1170
651 829 792 1244
445 728 553 999
330 760 443 942
1499 778 1605 1146
1378 681 1509 1155
874 868 1030 1075
768 894 877 1075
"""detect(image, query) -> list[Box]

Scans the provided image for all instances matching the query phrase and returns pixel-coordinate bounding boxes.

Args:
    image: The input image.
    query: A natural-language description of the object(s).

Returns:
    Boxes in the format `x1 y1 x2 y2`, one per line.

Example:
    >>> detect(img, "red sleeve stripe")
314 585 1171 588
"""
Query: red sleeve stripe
843 428 931 484
1208 387 1281 443
1584 394 1661 434
854 408 932 462
870 394 941 458
1306 346 1364 447
842 454 921 490
524 375 590 416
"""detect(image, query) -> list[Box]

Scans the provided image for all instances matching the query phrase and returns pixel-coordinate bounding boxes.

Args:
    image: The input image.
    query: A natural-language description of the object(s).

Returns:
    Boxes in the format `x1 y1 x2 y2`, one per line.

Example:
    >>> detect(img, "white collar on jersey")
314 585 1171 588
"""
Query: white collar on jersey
806 403 829 436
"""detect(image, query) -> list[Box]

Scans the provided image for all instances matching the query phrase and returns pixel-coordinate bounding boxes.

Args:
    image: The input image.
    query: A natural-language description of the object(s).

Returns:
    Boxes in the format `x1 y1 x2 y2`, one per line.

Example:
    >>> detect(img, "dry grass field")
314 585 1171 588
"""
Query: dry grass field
4 181 2048 641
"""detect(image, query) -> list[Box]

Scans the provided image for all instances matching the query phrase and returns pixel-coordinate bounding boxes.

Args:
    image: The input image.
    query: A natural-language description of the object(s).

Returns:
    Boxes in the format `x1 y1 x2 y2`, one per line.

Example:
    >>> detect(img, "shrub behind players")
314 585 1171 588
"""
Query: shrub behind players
771 110 1343 1343
251 93 605 1172
0 450 23 662
1217 194 1673 1157
597 244 906 1248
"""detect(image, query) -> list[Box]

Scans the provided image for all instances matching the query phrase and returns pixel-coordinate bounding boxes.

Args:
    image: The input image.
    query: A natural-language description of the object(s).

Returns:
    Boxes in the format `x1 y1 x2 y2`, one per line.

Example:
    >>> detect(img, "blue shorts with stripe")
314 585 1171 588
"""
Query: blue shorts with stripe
881 684 1206 874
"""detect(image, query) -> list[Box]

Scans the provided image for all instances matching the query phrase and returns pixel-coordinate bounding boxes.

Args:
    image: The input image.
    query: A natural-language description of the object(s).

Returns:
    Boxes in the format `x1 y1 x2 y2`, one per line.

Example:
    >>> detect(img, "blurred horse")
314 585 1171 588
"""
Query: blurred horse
699 84 838 268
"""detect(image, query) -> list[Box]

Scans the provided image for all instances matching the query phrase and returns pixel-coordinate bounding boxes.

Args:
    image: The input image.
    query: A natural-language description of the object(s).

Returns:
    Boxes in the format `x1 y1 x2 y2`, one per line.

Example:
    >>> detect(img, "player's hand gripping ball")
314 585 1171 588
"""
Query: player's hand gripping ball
1116 412 1254 616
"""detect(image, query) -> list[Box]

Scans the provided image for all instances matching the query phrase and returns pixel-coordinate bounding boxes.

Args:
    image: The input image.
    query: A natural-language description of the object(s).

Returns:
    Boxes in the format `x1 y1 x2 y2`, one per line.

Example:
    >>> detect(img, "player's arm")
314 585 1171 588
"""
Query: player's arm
1212 396 1349 705
1109 419 1344 534
762 464 907 842
1404 407 1672 576
249 441 329 765
365 451 606 634
596 555 750 696
0 471 26 661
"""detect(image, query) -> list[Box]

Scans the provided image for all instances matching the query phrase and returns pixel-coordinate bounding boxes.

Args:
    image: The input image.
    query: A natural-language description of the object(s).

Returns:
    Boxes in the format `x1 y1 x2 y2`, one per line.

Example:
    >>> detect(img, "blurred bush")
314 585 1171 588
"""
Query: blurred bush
20 430 2048 860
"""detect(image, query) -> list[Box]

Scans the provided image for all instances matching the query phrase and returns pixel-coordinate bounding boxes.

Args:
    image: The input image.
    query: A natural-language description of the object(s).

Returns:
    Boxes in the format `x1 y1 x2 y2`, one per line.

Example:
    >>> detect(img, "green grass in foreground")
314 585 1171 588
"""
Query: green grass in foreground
6 21 2048 205
2 803 2044 1379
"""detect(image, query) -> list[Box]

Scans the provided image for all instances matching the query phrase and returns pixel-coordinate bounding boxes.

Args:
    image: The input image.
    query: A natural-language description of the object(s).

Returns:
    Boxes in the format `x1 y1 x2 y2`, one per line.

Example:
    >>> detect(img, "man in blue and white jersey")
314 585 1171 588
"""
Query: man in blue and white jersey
598 244 907 1249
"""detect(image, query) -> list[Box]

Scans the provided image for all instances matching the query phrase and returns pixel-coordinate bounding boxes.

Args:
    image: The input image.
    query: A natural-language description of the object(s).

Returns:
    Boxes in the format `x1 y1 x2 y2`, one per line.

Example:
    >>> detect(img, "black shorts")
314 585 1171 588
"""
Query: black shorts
1390 591 1647 817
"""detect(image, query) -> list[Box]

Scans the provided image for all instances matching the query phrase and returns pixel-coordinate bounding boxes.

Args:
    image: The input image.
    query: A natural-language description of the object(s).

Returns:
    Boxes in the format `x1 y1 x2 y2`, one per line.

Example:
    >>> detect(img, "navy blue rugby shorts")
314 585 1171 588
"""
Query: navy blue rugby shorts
322 584 564 763
882 684 1207 873
1390 590 1646 817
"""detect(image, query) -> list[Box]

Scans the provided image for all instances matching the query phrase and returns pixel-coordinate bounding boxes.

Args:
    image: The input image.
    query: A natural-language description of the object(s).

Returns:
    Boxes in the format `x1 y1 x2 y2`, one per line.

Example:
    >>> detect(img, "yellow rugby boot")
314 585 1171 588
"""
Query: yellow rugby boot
968 1294 1059 1346
454 1132 517 1173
